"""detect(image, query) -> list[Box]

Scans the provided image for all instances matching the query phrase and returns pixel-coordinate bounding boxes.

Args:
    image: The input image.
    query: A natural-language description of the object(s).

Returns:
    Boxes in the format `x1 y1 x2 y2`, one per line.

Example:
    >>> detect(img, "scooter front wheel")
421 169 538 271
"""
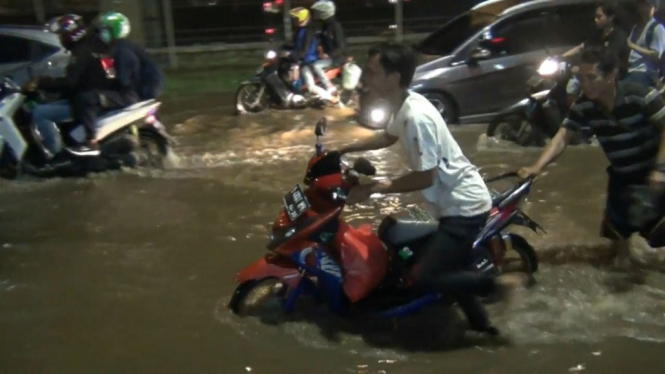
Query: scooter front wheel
339 89 357 106
229 277 286 324
496 234 538 288
487 112 545 147
235 83 270 114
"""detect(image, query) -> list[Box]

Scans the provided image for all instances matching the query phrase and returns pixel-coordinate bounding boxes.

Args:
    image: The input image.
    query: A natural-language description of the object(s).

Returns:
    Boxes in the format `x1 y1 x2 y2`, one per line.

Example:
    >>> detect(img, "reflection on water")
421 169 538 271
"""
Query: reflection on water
1 106 665 373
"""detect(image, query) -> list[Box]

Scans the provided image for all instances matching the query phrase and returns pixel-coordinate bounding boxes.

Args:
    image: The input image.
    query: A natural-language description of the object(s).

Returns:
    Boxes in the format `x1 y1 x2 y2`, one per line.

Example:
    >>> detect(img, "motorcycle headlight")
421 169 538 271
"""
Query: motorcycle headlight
537 58 559 77
265 50 277 60
370 108 387 124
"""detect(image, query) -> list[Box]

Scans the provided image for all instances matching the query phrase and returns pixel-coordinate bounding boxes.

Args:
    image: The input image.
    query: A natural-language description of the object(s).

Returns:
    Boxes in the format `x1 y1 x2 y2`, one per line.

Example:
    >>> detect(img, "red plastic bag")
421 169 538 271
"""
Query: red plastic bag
336 223 389 303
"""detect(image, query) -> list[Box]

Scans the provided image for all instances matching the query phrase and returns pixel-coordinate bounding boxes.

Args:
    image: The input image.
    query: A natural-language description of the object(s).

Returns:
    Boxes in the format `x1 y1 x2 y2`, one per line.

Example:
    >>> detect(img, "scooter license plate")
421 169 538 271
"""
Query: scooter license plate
283 184 310 221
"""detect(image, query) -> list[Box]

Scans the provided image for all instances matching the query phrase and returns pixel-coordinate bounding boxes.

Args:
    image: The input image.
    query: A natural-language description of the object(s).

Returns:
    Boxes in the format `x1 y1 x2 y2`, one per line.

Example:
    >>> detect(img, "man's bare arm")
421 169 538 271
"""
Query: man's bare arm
562 43 583 58
644 90 665 165
339 131 398 155
531 127 573 171
370 169 436 194
628 41 660 62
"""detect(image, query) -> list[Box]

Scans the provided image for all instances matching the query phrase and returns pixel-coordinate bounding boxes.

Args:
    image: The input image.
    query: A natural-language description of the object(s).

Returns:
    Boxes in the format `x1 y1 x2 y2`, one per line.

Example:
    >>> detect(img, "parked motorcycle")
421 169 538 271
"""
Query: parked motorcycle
0 77 176 179
487 56 574 147
228 117 541 322
235 48 362 114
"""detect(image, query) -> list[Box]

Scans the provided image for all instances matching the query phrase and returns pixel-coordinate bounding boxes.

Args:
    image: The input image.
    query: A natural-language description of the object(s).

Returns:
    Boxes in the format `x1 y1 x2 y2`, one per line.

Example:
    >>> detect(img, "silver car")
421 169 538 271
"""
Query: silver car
410 0 634 124
0 25 69 85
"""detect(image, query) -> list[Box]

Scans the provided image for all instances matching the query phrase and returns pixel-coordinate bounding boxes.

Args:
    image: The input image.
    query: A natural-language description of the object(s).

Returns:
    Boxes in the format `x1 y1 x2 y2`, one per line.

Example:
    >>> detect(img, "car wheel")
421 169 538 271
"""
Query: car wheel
422 92 457 124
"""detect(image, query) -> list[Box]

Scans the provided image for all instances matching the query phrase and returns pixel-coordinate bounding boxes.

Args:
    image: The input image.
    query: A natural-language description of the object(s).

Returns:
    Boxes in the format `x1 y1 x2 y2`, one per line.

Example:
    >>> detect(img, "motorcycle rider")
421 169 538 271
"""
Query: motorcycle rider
310 0 348 100
94 12 164 101
563 1 629 97
288 7 337 104
519 47 665 270
26 14 131 157
339 42 518 338
563 1 629 76
624 0 665 87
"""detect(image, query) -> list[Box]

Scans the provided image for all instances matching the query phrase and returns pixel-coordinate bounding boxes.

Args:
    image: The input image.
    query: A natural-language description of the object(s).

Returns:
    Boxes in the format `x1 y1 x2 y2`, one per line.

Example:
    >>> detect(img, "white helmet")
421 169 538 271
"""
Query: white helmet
311 0 335 21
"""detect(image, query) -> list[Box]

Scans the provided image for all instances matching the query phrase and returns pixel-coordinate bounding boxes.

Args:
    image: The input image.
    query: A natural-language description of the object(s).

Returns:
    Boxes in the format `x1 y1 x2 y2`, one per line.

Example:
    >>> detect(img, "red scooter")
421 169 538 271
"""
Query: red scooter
229 118 540 321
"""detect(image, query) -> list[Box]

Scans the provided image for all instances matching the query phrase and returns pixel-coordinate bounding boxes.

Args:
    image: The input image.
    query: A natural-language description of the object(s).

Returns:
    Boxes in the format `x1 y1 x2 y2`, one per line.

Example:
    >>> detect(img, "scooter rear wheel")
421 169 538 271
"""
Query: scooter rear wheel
339 89 357 106
135 132 168 169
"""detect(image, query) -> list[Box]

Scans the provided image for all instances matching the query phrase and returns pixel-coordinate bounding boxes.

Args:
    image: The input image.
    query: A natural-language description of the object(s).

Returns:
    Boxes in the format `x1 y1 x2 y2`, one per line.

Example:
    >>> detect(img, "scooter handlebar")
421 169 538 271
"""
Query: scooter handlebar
484 171 535 186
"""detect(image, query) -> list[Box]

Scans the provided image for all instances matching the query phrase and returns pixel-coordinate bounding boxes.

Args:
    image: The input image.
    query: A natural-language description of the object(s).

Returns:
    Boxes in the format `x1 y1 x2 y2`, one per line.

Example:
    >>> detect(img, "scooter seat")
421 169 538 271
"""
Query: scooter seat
98 100 158 120
378 216 439 249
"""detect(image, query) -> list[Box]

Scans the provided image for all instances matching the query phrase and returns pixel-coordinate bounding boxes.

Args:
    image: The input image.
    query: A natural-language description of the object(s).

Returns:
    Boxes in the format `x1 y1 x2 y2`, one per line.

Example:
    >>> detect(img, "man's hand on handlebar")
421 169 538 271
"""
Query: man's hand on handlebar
346 184 373 205
22 78 39 93
517 166 540 181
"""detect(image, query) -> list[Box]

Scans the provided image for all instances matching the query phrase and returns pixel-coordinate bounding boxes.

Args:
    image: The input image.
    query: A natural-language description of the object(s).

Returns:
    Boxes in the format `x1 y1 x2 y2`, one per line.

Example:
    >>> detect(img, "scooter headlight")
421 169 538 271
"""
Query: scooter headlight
537 58 559 76
265 50 277 60
370 108 387 124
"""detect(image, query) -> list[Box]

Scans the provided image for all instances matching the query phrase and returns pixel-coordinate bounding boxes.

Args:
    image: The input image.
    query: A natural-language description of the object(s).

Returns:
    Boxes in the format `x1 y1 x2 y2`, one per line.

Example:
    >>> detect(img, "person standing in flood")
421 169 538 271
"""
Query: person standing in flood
519 47 665 269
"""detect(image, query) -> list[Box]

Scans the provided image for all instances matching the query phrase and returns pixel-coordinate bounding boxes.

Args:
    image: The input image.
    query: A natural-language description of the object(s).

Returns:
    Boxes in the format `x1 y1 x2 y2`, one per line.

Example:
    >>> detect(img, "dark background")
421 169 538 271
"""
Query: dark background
0 0 487 46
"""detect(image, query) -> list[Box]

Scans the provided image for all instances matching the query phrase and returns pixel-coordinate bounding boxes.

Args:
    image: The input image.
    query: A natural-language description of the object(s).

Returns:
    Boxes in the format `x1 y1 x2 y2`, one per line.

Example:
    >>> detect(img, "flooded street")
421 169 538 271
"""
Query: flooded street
1 102 665 373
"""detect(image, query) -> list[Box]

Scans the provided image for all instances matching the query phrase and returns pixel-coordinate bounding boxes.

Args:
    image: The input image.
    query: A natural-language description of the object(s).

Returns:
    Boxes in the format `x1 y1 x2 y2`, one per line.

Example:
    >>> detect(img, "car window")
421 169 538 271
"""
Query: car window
0 35 31 64
31 41 60 61
418 10 500 56
483 10 556 56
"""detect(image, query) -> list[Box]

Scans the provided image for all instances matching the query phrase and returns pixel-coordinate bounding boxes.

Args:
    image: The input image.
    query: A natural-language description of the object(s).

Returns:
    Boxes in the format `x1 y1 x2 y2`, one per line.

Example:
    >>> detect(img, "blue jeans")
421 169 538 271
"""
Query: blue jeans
310 59 334 89
623 71 657 88
31 100 71 156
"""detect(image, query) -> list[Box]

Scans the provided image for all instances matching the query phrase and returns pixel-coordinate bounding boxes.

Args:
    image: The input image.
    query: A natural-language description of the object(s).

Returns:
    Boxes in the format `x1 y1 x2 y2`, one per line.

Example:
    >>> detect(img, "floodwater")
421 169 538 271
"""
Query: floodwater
1 99 665 373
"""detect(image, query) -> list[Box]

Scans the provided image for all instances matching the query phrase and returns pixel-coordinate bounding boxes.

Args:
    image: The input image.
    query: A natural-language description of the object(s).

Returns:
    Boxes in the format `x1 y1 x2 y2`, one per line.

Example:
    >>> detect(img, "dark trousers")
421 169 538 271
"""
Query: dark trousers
72 90 138 141
413 212 495 331
622 71 658 89
263 71 292 105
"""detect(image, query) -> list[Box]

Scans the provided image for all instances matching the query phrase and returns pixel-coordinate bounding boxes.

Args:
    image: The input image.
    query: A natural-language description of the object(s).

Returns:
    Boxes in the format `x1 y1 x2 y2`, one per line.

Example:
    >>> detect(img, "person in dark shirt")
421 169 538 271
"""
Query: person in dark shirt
563 1 629 75
563 1 630 96
519 47 665 270
94 12 163 101
26 14 132 157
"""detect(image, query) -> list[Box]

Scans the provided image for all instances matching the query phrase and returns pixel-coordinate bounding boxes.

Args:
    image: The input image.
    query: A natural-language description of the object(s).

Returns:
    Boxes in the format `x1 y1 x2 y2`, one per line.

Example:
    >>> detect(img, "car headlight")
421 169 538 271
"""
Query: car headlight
265 50 277 60
537 58 559 76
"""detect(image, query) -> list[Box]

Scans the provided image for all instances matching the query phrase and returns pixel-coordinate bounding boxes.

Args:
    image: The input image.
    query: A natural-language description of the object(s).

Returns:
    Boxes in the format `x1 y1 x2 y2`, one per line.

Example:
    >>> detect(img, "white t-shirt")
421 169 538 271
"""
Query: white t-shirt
386 91 492 218
628 18 665 73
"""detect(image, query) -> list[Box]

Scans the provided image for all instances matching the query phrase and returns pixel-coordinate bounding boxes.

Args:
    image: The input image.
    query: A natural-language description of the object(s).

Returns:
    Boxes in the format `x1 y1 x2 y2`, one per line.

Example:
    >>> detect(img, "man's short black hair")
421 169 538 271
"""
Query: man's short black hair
634 0 659 9
580 46 619 75
368 42 417 88
597 0 618 19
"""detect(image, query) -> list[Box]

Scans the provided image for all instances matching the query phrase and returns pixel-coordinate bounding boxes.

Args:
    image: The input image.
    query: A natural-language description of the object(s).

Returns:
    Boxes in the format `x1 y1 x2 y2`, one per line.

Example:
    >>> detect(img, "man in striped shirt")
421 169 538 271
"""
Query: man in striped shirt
519 47 665 268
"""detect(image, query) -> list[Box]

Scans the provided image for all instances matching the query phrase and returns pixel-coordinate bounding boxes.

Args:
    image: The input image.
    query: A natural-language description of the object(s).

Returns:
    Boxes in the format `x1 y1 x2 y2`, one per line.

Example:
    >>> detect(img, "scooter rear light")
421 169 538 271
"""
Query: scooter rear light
145 114 156 124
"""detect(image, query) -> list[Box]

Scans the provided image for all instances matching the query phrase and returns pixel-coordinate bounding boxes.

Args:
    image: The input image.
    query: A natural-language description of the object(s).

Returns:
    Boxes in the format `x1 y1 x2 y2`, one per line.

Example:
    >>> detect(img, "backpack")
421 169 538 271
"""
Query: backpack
639 20 665 78
113 39 164 100
138 53 163 100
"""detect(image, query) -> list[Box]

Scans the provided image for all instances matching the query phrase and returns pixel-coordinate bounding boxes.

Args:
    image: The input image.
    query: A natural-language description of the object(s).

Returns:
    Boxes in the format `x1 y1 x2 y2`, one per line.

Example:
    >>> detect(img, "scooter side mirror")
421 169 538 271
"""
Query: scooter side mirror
315 117 327 137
